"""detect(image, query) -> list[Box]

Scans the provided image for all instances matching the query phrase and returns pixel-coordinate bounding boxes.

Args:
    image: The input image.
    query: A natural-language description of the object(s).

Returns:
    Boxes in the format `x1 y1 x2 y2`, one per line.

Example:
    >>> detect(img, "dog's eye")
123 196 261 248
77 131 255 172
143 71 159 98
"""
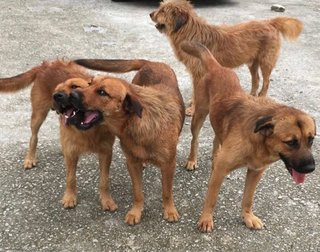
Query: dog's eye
97 89 109 97
284 139 299 148
71 85 79 89
308 136 314 146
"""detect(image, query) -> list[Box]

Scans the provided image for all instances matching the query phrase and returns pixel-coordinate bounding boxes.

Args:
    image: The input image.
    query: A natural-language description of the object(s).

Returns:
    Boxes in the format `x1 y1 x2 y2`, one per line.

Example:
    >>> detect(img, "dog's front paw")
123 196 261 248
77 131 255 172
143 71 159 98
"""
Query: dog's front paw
242 212 264 230
61 193 77 208
198 213 214 233
163 206 180 222
125 208 142 225
185 160 197 170
100 196 118 212
185 106 194 117
23 158 37 169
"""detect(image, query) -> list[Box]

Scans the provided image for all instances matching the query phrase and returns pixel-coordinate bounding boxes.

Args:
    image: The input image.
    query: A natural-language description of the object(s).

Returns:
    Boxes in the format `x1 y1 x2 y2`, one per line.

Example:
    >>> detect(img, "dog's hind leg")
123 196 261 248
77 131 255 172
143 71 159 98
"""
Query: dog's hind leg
248 60 260 96
241 167 266 229
24 104 50 169
99 147 118 212
185 107 208 170
258 64 273 97
160 158 180 222
125 156 144 225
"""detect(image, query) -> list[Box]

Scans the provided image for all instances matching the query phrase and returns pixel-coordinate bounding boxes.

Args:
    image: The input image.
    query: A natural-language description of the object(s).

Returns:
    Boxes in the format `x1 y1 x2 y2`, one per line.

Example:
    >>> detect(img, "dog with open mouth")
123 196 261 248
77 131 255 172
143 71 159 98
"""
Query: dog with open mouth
0 60 93 169
52 77 116 211
180 41 316 232
71 59 185 225
150 0 303 116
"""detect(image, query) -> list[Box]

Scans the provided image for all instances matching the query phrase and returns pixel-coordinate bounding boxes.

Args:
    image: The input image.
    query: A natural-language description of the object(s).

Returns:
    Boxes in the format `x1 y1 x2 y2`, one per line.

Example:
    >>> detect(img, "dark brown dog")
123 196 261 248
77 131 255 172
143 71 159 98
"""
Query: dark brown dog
70 59 185 224
181 41 316 232
0 60 92 169
52 78 116 211
150 0 303 115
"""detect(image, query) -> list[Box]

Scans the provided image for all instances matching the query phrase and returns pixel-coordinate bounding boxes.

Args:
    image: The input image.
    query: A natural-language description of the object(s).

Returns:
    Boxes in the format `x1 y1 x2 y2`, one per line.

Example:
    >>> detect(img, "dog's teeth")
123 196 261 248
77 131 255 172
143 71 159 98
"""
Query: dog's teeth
65 115 69 119
81 122 84 125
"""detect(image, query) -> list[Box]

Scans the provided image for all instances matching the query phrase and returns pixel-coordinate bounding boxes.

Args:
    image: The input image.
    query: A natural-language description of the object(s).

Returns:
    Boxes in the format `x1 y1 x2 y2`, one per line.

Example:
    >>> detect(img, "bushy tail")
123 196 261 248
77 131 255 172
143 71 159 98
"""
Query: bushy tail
0 66 41 93
180 41 222 72
270 17 303 41
74 59 149 73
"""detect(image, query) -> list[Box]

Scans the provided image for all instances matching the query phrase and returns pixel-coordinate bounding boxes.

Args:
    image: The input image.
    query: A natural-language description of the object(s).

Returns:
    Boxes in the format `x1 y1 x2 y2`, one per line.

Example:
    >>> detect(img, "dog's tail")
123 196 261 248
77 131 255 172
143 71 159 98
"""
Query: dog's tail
270 17 303 41
0 66 41 93
74 59 149 73
180 41 221 72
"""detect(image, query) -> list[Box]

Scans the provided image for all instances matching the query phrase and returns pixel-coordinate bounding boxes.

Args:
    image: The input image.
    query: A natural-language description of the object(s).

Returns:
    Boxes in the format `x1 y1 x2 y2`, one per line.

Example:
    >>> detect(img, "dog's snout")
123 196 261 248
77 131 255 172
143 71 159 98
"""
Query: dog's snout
53 92 67 102
295 155 315 174
70 90 81 101
70 90 84 110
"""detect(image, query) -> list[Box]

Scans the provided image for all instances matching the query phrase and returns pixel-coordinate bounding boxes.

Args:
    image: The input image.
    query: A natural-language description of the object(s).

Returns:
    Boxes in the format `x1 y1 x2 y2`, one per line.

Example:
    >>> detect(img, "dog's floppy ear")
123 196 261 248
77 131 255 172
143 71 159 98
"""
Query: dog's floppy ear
254 116 274 136
173 10 188 32
123 94 143 118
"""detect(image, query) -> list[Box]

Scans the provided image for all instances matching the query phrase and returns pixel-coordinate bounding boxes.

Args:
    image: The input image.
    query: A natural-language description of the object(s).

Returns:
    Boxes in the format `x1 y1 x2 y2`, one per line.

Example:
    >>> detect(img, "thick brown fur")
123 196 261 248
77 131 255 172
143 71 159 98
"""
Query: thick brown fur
52 78 116 211
181 41 316 232
0 60 92 168
72 59 185 225
150 0 303 115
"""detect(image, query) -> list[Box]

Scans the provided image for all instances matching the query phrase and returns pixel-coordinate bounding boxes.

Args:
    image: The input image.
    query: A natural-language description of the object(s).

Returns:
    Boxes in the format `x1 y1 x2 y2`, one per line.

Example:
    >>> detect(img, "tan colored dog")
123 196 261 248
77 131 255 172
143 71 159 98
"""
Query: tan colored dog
150 0 303 115
52 78 116 211
0 60 92 169
181 41 316 232
70 59 185 224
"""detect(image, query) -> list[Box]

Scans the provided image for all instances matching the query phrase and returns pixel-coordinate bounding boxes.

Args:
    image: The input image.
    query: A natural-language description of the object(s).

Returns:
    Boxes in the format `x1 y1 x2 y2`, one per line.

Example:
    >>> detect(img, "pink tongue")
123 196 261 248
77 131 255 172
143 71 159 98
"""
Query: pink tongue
292 169 305 184
84 111 98 124
65 108 74 118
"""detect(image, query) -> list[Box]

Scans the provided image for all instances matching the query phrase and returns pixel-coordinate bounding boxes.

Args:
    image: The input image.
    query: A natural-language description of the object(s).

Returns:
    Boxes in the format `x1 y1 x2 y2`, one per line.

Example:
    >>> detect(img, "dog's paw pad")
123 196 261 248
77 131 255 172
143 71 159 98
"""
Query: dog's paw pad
164 207 180 222
185 107 194 117
61 194 77 208
185 160 197 170
23 159 37 169
101 198 118 212
243 213 264 230
125 210 142 225
198 214 214 233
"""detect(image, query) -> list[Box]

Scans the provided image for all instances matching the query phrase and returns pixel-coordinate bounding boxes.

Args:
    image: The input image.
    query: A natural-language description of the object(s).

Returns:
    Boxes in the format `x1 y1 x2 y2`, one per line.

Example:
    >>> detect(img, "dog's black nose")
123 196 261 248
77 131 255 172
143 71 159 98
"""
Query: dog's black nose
53 92 67 102
295 156 315 174
299 163 315 174
70 90 81 101
70 90 84 110
149 11 154 18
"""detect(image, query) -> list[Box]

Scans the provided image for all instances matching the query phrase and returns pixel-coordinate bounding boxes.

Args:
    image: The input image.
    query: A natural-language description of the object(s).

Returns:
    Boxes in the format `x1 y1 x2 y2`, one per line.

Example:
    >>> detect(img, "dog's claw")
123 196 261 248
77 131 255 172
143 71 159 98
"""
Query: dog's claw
23 158 37 169
185 106 194 117
61 193 77 208
242 212 264 230
100 197 118 212
125 208 142 225
185 160 197 170
198 214 214 233
163 207 180 222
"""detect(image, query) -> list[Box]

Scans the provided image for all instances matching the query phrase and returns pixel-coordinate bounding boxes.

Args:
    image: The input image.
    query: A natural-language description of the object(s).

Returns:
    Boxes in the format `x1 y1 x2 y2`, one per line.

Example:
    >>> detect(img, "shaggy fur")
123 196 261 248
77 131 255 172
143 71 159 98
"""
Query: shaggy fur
71 59 185 225
181 41 316 232
150 0 303 115
0 60 92 168
52 78 116 211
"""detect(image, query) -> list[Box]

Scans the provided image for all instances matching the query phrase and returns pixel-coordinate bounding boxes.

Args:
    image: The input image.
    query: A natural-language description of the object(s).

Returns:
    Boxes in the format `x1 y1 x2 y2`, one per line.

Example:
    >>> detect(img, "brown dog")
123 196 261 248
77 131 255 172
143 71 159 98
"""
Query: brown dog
70 59 185 224
52 78 116 211
181 41 316 232
0 60 92 169
150 0 303 115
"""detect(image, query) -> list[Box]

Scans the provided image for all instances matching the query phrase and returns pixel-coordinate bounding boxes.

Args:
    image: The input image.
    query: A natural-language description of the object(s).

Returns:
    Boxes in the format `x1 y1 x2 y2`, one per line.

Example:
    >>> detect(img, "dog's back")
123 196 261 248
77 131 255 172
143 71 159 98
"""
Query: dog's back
75 58 185 125
181 41 244 99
